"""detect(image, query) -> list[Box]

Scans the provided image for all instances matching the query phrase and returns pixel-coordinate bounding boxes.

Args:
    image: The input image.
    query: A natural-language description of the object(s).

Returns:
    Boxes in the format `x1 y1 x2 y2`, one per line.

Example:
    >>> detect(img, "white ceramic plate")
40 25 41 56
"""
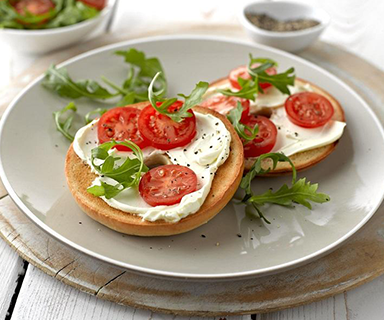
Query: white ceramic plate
1 36 384 280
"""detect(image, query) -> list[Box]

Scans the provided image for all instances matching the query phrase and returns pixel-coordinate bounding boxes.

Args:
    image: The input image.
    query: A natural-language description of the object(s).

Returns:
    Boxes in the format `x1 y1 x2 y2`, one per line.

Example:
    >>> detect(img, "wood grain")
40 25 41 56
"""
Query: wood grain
0 233 25 319
11 265 151 320
0 180 7 199
2 28 384 316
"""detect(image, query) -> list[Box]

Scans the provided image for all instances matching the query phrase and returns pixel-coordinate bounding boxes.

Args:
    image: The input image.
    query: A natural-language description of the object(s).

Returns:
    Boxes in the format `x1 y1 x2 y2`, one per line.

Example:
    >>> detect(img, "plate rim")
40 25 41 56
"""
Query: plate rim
1 34 384 280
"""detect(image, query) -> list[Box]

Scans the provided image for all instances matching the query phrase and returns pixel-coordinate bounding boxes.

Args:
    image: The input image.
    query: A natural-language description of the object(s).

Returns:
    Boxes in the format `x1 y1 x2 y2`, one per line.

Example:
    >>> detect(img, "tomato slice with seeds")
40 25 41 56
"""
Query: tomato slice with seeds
13 0 55 17
229 64 277 90
139 165 197 206
285 92 334 128
242 115 277 158
138 101 196 150
200 95 250 122
97 107 148 151
77 0 106 10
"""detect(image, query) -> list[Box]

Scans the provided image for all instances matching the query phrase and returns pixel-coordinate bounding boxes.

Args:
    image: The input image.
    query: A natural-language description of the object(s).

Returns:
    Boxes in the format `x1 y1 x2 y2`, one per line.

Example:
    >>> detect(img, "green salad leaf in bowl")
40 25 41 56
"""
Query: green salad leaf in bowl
0 0 106 30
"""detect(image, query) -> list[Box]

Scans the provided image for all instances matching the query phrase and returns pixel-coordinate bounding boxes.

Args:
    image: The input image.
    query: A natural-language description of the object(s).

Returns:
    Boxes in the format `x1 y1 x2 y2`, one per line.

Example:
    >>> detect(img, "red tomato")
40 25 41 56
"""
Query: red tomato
243 115 277 158
200 95 250 122
77 0 106 10
13 0 54 16
139 165 197 206
229 64 277 91
97 107 148 151
285 92 334 128
138 101 196 150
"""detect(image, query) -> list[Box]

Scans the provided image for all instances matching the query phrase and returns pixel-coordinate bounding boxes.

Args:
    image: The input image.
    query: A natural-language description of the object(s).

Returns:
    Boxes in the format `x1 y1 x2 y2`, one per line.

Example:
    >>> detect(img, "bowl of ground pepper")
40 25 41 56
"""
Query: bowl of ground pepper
239 1 330 52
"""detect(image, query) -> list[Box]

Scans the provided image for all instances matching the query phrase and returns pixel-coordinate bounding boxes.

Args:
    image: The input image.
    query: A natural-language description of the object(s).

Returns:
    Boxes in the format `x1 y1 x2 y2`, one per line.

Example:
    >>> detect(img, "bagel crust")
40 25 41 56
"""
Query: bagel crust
65 103 244 236
207 77 346 174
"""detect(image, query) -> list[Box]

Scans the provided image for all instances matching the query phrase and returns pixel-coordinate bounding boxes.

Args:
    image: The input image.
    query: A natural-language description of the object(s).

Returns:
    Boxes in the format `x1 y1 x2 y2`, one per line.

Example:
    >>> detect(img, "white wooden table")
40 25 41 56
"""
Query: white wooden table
1 1 384 319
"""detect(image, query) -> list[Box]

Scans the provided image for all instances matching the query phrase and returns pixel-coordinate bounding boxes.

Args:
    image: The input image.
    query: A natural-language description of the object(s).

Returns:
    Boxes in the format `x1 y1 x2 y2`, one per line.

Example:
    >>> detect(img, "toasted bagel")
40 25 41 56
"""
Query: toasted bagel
206 77 345 174
65 103 244 237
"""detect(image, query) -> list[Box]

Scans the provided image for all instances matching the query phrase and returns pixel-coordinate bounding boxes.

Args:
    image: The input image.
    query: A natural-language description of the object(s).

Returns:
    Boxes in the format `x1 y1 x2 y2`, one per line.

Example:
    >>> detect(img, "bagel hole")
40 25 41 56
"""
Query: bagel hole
145 154 172 169
254 107 273 118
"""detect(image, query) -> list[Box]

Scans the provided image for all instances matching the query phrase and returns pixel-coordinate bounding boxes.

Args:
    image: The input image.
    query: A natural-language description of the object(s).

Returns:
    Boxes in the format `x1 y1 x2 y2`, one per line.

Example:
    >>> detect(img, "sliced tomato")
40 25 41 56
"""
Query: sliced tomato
77 0 106 10
138 101 196 150
139 165 197 206
13 0 54 16
229 64 277 91
97 107 148 151
200 95 250 122
285 92 334 128
243 115 277 158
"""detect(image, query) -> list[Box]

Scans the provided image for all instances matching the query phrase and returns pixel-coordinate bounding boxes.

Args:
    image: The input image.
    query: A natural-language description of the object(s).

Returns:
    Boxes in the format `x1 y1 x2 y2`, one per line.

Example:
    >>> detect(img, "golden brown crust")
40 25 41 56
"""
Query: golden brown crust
206 77 346 174
65 103 244 237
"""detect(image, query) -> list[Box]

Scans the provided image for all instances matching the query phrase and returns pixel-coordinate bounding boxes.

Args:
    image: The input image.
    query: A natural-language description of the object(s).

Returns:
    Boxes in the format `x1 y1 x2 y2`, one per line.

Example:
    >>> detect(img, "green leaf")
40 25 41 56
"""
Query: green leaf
227 102 259 143
87 140 148 199
53 102 77 141
217 54 295 100
148 72 209 123
84 108 107 124
0 0 100 30
256 67 296 95
248 178 330 210
218 78 259 101
239 152 329 224
115 48 167 96
45 0 99 28
42 65 118 100
249 56 279 68
87 181 124 199
241 153 296 195
117 92 137 106
115 48 165 81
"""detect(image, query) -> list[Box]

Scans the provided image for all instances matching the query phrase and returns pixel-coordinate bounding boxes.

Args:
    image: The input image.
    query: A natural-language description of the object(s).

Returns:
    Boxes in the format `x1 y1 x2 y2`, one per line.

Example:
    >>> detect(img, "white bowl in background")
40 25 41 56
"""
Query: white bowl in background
0 0 116 54
239 1 330 52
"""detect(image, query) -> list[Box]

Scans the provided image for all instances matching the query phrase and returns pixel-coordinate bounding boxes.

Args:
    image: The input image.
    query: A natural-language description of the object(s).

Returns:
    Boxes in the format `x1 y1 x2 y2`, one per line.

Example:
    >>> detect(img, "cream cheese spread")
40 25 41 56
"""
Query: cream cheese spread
203 80 345 157
270 107 346 156
73 112 231 223
204 80 313 112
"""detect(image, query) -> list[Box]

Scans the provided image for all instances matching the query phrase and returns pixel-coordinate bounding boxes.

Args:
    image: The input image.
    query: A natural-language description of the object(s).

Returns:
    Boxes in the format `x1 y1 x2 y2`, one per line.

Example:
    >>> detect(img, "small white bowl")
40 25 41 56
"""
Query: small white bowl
239 1 330 52
0 0 116 54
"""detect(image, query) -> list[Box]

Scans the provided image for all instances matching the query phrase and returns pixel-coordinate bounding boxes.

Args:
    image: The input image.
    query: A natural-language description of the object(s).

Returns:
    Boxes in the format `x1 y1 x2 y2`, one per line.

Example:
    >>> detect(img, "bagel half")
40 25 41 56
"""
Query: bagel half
65 103 244 236
206 77 345 174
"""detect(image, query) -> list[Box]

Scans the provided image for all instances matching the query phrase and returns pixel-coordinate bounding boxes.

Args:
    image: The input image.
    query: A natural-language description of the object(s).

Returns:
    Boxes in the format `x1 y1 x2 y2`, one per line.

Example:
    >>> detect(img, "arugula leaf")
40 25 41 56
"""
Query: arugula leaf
254 67 295 95
0 0 99 30
241 153 296 195
148 72 209 123
115 48 167 97
248 54 295 95
248 178 330 209
227 102 259 143
218 77 259 101
45 1 99 28
84 108 107 124
42 65 118 100
217 55 295 100
87 140 148 199
0 1 56 28
240 152 329 223
53 102 77 141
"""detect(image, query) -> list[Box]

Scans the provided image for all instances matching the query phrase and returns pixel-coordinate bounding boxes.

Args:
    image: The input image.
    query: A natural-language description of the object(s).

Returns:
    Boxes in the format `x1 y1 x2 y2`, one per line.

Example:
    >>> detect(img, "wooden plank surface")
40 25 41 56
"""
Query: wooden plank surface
0 236 25 319
11 265 250 320
0 180 7 199
258 295 348 320
11 265 146 320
